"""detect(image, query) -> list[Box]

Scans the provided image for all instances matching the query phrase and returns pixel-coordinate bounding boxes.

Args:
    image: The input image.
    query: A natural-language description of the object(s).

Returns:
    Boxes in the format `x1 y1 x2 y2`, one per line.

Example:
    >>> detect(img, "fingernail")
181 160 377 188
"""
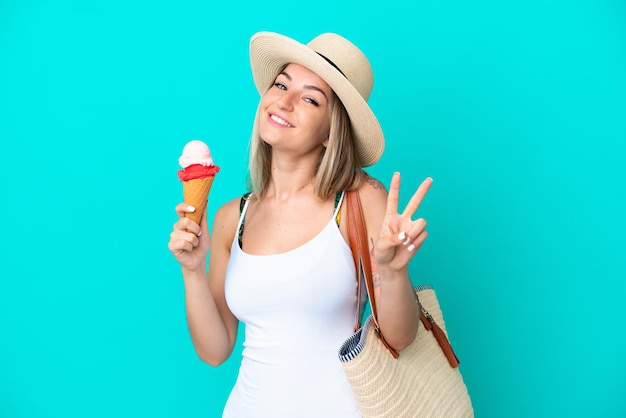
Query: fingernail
398 231 406 241
403 237 411 246
197 231 202 237
408 244 416 252
187 205 196 212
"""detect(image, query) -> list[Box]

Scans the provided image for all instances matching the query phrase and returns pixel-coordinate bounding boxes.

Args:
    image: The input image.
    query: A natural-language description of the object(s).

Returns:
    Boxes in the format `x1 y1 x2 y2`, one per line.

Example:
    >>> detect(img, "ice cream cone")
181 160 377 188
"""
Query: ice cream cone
177 140 219 225
183 176 215 224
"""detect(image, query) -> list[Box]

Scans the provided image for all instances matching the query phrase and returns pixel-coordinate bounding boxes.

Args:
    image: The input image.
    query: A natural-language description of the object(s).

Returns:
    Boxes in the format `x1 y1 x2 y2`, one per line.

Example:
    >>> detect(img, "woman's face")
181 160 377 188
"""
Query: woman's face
258 63 333 159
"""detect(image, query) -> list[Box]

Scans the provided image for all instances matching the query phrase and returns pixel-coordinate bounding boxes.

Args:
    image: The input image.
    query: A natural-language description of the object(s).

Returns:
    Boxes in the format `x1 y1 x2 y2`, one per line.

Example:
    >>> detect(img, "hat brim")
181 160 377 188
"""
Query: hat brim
250 32 384 167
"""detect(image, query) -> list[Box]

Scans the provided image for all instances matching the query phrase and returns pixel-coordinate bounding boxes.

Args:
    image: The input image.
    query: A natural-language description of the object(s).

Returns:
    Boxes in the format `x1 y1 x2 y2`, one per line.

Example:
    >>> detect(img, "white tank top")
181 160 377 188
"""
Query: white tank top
223 192 361 417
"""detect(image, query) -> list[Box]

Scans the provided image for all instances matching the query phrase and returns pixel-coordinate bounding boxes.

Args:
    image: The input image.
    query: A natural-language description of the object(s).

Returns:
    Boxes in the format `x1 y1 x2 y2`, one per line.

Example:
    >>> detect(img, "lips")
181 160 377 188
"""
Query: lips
269 113 294 127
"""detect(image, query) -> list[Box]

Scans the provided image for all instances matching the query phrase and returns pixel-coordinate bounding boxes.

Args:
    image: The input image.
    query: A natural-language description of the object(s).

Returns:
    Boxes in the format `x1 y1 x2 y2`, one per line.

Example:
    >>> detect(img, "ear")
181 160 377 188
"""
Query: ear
322 138 329 148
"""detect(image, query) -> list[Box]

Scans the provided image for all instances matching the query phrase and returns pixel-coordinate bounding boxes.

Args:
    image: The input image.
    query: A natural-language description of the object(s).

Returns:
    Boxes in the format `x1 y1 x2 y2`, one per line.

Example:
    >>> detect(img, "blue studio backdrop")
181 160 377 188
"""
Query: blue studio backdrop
1 0 625 417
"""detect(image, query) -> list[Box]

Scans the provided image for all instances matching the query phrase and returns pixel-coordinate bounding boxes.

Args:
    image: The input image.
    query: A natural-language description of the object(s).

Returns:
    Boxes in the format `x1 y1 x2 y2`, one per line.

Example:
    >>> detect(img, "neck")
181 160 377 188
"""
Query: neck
265 155 318 202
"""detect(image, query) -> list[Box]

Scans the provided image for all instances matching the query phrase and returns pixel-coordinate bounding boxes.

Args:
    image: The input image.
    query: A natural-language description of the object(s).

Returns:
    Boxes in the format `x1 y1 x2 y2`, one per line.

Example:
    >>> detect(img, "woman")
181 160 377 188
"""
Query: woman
168 32 432 417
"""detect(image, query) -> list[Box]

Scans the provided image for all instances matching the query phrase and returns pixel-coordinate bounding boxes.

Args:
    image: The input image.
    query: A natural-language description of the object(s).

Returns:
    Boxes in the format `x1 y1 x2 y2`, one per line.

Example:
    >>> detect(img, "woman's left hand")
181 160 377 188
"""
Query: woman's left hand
374 173 432 273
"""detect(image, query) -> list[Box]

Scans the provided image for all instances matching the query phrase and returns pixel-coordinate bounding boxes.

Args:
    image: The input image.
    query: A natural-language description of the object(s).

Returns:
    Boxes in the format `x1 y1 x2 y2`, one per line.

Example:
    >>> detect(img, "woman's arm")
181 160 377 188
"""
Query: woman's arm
360 173 432 351
168 199 240 366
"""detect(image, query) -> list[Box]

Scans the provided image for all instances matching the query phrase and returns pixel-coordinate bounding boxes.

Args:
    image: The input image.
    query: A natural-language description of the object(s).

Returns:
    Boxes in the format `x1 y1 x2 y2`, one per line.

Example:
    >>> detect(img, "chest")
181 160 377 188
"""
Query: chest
242 199 336 255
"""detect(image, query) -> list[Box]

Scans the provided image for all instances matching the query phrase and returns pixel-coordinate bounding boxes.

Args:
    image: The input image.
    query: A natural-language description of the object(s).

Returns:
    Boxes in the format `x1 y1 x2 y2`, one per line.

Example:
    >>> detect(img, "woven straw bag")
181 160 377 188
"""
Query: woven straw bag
339 191 473 417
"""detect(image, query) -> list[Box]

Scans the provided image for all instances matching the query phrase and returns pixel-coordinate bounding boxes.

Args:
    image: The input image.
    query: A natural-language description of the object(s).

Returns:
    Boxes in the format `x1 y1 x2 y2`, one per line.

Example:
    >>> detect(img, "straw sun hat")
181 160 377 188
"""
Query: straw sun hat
249 32 384 167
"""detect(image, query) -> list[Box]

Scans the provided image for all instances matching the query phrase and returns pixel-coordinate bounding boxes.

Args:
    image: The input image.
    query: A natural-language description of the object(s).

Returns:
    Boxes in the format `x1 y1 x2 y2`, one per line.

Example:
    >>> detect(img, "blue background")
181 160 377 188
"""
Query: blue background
1 0 625 416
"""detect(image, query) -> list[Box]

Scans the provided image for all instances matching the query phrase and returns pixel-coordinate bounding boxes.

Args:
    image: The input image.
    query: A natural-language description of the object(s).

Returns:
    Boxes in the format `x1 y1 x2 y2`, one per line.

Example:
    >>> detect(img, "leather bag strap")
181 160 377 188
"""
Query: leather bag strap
346 190 399 358
346 189 460 367
419 306 461 367
346 190 365 331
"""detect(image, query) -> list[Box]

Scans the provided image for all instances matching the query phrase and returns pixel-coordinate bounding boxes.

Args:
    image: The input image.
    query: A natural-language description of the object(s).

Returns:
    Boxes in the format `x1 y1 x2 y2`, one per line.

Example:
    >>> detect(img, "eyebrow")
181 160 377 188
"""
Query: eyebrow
279 71 329 100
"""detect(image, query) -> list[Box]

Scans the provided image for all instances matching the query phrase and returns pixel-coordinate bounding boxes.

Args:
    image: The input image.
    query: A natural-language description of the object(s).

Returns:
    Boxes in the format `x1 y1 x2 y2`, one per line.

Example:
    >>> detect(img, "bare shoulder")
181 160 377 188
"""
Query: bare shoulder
361 173 386 193
214 195 245 221
212 195 247 247
357 173 388 233
358 173 388 207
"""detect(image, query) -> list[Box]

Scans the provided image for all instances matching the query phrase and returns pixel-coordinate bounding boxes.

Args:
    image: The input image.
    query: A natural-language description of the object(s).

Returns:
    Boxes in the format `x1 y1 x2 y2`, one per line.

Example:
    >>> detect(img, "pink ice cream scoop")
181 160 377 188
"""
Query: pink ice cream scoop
177 140 220 224
179 139 214 168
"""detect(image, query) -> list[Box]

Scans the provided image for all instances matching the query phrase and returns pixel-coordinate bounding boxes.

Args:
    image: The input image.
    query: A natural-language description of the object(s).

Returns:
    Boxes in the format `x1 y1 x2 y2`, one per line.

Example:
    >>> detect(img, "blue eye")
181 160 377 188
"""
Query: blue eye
305 97 320 107
274 83 286 90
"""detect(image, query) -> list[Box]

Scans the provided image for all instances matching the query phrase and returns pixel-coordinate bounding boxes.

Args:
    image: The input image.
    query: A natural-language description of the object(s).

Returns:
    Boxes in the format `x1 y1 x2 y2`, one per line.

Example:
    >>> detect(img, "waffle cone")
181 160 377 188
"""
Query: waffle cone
182 176 215 224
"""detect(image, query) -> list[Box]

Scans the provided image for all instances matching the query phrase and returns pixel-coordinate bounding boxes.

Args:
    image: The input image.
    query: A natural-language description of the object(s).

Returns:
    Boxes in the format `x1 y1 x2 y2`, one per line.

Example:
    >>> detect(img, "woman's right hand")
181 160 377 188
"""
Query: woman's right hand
168 203 211 271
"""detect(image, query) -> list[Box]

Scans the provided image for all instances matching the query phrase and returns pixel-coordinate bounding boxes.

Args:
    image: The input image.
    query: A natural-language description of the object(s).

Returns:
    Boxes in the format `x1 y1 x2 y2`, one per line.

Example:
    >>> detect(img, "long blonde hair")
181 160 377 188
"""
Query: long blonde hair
247 87 365 200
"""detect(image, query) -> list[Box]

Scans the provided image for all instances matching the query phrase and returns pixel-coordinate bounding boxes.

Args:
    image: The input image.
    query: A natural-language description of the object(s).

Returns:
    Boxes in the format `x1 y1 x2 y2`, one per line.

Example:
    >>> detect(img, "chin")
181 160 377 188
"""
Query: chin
259 125 280 146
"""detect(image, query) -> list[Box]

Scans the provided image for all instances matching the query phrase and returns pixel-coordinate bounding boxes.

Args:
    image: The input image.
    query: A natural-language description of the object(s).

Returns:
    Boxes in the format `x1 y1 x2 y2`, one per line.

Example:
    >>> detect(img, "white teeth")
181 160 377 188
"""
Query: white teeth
271 114 293 127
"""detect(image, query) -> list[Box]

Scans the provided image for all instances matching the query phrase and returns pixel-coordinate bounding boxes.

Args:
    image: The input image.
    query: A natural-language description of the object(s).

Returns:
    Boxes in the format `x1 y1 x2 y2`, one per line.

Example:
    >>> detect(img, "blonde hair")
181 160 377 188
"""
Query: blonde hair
247 89 365 200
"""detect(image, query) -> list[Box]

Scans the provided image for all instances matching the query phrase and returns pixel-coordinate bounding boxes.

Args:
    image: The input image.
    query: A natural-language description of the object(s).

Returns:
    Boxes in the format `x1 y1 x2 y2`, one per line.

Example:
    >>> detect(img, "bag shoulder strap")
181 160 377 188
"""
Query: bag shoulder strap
346 190 399 359
346 189 460 367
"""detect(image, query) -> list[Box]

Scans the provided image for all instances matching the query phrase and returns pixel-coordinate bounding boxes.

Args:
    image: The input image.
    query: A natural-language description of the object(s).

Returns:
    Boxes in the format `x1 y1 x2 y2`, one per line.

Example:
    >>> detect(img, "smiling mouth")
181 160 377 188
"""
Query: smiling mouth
270 114 294 127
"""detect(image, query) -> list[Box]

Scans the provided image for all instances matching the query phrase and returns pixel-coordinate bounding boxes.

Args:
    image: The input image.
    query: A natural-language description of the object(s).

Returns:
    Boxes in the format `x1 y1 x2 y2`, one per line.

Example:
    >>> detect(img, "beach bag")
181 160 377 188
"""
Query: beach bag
338 190 473 417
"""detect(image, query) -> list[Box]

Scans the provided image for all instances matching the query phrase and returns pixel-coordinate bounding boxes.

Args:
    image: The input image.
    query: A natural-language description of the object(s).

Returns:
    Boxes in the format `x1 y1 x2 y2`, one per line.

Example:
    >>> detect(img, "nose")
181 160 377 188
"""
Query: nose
276 90 296 111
